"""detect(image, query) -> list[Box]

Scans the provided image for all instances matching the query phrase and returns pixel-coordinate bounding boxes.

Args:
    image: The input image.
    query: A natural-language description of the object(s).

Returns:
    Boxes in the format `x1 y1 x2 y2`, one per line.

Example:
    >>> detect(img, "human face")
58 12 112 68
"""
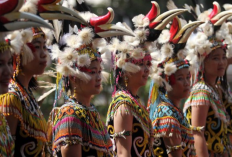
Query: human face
204 48 227 77
168 68 191 100
0 51 13 94
126 59 151 88
77 60 102 96
22 37 47 76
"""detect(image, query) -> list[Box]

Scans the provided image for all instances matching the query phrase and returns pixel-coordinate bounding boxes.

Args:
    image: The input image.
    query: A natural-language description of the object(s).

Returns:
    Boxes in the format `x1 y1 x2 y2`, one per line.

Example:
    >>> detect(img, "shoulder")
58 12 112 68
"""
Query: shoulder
183 81 212 112
152 102 181 137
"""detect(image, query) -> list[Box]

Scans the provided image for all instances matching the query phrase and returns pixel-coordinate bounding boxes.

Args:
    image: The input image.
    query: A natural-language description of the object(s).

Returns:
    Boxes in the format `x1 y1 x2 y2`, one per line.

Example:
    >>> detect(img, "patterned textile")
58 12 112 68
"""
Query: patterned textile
52 100 112 157
152 102 195 157
0 79 47 157
0 112 14 157
184 81 231 155
106 90 154 157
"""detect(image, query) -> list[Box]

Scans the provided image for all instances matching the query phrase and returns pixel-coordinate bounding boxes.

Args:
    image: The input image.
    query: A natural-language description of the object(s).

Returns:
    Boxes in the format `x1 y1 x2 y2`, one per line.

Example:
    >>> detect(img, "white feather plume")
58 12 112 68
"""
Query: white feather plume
19 0 38 14
78 54 91 67
78 27 94 45
132 14 149 28
122 62 141 73
158 29 170 44
20 29 33 44
59 47 78 65
161 43 174 59
21 45 34 65
164 62 177 76
56 63 76 76
75 69 91 82
51 44 61 60
6 31 23 54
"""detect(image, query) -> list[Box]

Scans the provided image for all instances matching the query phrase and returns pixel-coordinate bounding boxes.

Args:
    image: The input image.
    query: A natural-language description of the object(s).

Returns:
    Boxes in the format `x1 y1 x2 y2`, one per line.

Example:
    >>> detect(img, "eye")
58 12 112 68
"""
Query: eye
177 77 183 81
98 70 102 74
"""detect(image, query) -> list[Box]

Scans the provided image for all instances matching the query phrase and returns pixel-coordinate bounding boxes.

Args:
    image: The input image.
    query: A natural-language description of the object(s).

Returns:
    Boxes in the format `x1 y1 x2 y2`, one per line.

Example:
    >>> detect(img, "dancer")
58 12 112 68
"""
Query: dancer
50 5 135 156
0 0 86 156
183 2 232 156
148 16 202 157
0 0 56 156
106 2 187 156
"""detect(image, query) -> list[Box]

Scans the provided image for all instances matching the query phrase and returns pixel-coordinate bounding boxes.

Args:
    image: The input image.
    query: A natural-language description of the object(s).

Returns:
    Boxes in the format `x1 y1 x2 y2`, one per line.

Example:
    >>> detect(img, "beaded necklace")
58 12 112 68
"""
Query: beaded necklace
68 96 110 151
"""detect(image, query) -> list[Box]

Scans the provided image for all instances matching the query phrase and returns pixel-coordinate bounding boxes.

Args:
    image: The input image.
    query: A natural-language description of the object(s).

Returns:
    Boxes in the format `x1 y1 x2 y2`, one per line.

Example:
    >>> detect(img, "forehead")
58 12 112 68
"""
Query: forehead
32 37 46 44
175 68 189 76
88 60 101 69
210 48 225 56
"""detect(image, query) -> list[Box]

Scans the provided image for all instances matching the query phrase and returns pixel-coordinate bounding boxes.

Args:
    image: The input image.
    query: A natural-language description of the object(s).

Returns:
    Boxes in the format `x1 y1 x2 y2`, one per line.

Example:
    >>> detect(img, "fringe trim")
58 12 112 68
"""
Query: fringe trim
106 91 152 138
0 93 47 142
184 84 229 124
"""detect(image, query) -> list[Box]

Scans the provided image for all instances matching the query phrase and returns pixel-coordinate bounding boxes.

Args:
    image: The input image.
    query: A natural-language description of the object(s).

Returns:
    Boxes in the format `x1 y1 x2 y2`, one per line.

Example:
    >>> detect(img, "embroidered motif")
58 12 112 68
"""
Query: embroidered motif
0 79 47 141
152 102 195 157
183 81 229 124
52 101 112 157
0 79 47 157
106 90 153 157
184 81 231 155
0 112 14 157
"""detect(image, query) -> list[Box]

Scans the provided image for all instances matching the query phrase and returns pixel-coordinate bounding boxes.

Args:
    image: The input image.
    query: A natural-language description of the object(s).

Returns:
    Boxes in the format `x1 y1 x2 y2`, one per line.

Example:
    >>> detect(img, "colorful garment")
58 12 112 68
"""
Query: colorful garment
151 101 195 157
222 85 232 147
52 99 112 157
106 90 154 157
0 79 47 157
0 112 14 157
184 80 231 155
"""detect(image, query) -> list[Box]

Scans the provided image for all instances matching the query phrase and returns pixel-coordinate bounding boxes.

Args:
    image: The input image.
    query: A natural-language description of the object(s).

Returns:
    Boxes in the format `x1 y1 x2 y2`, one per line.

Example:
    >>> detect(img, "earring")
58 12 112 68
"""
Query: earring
73 86 77 98
124 77 128 87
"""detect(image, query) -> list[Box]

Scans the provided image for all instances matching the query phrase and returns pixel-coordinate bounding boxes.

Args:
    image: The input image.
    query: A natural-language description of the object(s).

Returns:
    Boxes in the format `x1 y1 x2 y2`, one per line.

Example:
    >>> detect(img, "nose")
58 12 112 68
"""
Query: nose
97 72 101 82
184 78 190 87
40 48 47 59
144 65 149 73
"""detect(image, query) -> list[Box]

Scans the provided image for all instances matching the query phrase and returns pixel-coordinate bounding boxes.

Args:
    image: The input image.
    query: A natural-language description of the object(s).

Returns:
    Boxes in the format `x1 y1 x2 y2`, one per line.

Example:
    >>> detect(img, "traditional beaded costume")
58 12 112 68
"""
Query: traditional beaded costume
182 1 232 156
184 81 231 155
0 112 14 157
106 89 153 157
53 99 112 157
0 0 54 156
148 14 202 156
0 78 47 156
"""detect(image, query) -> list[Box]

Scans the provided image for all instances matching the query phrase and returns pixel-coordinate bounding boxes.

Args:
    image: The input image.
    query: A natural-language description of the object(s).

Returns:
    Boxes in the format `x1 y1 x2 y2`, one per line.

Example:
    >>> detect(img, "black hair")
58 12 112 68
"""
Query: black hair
28 77 38 90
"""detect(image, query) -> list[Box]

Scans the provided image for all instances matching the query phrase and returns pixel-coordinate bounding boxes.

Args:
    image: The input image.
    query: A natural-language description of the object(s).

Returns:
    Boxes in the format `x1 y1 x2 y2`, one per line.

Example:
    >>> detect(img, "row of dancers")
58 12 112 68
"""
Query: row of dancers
0 0 232 156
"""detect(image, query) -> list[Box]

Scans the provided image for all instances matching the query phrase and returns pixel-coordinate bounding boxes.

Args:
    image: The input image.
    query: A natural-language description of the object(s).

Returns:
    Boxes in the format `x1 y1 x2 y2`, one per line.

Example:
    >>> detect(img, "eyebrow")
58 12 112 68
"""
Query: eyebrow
32 40 46 45
89 67 102 70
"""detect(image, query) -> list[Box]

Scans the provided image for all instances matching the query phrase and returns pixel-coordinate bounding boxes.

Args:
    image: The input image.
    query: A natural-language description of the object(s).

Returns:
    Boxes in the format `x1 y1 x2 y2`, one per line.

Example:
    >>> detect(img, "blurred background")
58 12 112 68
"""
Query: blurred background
36 0 232 122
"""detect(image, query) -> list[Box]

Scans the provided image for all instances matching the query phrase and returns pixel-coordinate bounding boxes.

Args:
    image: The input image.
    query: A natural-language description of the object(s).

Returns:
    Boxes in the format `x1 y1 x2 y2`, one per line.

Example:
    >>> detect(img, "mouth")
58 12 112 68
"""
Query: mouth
40 61 47 66
218 67 225 70
95 84 101 88
184 88 190 92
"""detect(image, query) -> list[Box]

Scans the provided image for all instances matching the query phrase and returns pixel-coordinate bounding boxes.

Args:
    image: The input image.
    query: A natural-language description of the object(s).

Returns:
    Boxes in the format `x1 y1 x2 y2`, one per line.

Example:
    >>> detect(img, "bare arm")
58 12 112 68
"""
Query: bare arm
61 144 81 157
114 105 133 157
163 132 182 157
191 105 209 157
6 115 18 135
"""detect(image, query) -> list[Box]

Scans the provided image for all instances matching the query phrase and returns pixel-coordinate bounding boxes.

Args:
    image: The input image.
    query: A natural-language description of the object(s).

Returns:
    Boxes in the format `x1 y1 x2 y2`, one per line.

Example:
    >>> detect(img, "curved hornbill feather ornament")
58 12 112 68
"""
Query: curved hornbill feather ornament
0 0 52 31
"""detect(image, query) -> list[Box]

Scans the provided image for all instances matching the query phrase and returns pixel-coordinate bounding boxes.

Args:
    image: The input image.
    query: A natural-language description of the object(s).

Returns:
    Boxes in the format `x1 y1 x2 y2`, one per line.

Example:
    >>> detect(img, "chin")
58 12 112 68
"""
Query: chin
0 87 9 95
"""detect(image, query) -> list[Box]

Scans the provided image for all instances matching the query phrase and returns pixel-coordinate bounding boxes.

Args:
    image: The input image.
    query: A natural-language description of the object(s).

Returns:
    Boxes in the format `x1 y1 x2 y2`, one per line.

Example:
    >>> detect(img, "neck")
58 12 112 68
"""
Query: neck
167 94 181 108
126 84 139 96
204 73 217 87
72 93 91 107
16 72 33 90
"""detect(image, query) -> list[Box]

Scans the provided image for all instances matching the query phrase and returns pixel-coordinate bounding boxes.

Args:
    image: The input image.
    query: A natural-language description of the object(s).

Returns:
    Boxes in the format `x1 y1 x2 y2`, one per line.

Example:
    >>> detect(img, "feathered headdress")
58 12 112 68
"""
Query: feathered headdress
147 16 203 119
183 1 232 82
113 1 188 75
